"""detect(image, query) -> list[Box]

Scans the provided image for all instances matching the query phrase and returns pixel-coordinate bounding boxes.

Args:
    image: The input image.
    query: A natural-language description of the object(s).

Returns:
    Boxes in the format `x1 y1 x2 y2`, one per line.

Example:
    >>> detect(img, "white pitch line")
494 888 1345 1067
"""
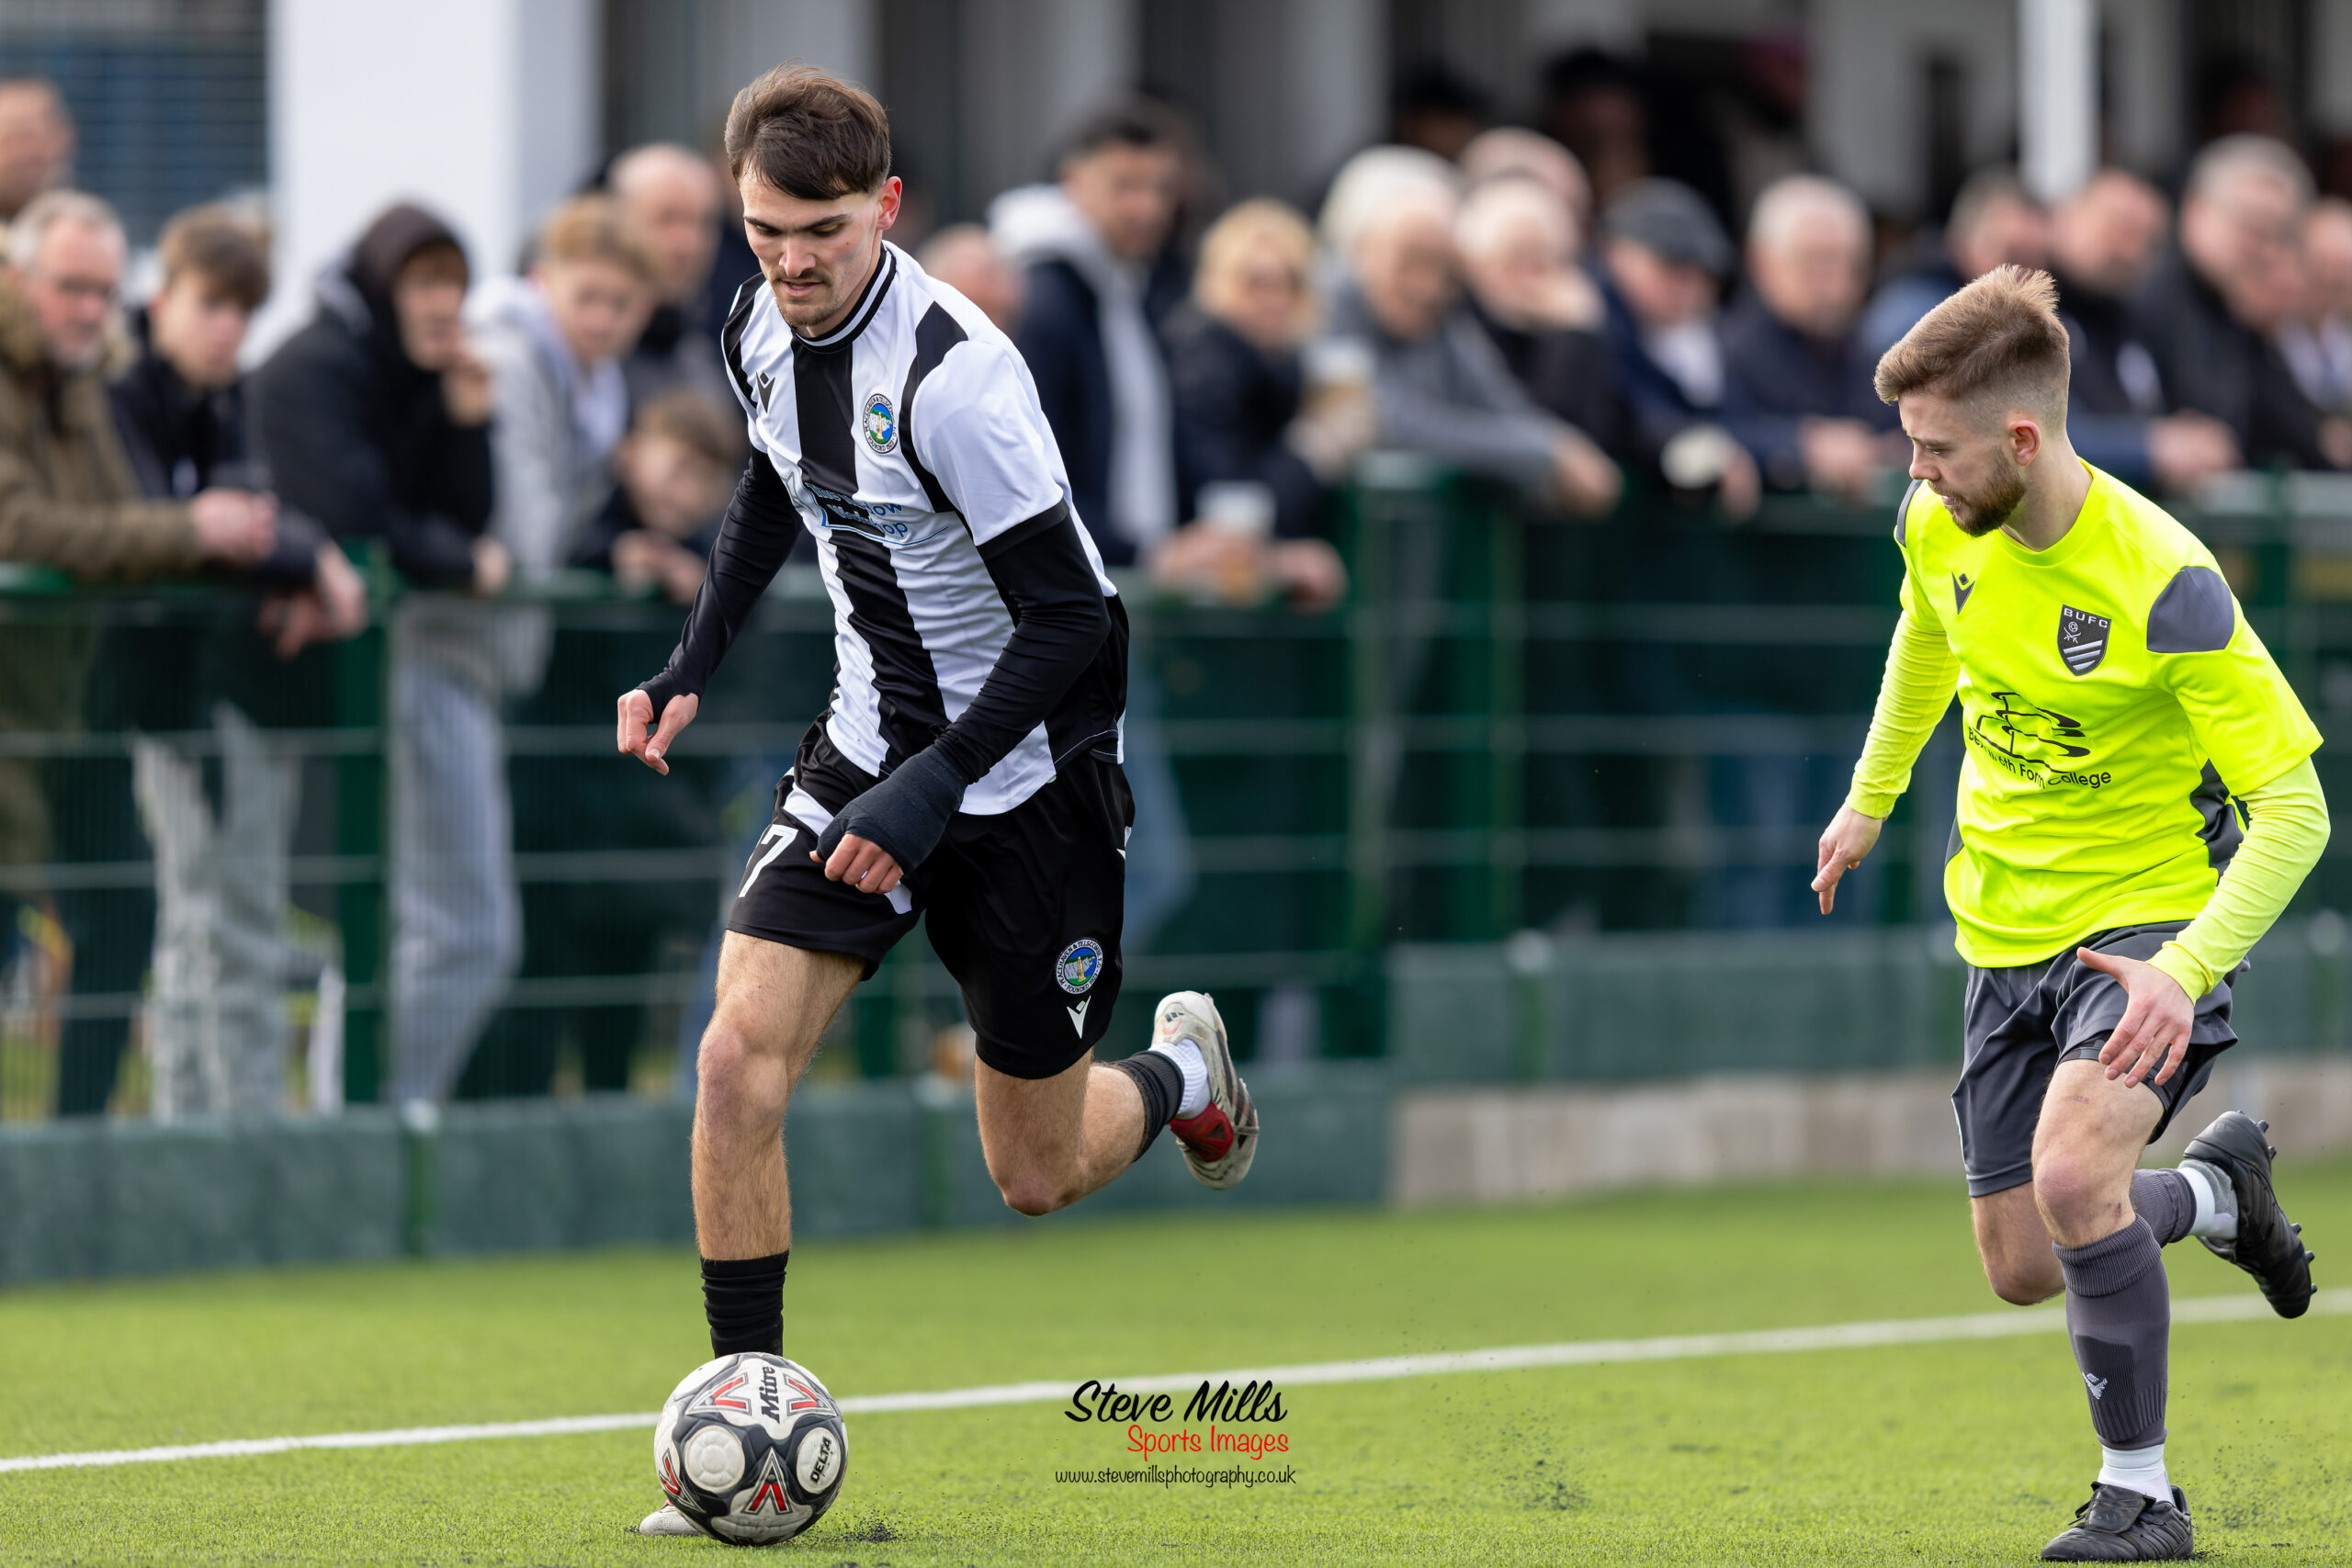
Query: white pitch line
5 1289 2344 1473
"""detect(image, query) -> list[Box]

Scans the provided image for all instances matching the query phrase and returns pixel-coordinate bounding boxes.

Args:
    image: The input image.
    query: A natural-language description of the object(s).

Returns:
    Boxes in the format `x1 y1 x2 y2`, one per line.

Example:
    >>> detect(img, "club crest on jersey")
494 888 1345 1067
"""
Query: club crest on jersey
2058 604 2109 675
1056 938 1104 995
862 390 898 454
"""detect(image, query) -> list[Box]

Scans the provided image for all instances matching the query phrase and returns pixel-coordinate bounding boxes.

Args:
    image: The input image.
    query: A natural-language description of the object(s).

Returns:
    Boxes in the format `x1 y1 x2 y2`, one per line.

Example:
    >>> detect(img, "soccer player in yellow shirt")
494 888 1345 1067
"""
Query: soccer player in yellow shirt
1814 267 2325 1562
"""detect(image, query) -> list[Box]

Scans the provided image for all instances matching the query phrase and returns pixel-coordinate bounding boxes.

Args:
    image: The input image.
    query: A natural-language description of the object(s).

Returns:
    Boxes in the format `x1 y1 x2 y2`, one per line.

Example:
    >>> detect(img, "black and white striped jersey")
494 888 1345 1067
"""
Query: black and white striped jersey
646 242 1125 817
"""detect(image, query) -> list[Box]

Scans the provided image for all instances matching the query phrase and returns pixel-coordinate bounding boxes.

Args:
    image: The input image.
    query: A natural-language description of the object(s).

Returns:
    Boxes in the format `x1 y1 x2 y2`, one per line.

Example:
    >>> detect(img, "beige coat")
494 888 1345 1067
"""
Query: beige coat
0 273 204 865
0 271 198 578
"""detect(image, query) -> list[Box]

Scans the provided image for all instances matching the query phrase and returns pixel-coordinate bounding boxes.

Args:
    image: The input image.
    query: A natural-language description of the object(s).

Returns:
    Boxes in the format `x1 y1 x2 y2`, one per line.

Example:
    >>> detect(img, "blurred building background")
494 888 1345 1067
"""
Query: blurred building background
1 2 2350 330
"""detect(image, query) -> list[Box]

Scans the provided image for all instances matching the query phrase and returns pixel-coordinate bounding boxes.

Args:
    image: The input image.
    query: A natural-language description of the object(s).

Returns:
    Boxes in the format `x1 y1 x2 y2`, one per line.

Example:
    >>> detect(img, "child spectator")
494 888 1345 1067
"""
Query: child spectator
474 194 658 596
571 388 743 604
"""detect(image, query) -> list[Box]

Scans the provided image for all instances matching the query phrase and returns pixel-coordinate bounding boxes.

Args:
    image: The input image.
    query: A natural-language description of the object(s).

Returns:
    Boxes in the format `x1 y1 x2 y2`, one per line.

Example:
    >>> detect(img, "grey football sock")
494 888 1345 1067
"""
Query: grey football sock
2054 1218 2169 1450
2132 1169 2195 1246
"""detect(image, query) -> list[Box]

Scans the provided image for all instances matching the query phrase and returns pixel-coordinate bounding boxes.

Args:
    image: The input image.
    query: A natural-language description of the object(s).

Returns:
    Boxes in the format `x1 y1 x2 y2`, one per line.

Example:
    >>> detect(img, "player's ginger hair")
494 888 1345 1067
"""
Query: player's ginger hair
1872 264 2072 425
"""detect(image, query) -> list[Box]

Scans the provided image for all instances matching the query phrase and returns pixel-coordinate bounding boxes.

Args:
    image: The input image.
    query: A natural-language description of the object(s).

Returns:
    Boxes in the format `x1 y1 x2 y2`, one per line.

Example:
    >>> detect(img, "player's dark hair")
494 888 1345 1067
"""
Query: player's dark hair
725 61 891 199
1053 96 1182 173
158 204 271 312
1873 264 2071 423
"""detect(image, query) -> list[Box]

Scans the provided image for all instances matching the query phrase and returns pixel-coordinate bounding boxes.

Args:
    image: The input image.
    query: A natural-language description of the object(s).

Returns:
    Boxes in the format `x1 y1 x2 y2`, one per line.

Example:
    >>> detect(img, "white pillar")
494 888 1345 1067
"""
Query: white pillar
254 0 600 361
2018 0 2098 204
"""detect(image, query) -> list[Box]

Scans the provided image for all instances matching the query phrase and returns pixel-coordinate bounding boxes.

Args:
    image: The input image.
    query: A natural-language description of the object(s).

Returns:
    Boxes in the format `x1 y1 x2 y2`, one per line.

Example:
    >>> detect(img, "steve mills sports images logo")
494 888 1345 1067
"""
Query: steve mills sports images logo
1052 1377 1299 1488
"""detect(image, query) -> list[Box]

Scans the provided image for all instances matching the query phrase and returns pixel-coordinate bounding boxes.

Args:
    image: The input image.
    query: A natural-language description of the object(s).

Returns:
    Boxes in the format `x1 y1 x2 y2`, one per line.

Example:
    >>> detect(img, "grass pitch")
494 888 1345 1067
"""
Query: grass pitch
2 1166 2349 1566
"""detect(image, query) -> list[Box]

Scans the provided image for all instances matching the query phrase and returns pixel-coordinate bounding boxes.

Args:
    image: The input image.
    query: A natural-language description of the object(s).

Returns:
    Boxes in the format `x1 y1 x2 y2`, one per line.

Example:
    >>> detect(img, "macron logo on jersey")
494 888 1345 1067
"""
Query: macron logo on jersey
1952 571 1975 613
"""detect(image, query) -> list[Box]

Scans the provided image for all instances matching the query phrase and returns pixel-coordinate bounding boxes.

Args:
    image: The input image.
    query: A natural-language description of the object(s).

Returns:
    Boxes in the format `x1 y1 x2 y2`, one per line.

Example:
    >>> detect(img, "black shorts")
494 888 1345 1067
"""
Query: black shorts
1953 921 2238 1198
727 722 1132 1080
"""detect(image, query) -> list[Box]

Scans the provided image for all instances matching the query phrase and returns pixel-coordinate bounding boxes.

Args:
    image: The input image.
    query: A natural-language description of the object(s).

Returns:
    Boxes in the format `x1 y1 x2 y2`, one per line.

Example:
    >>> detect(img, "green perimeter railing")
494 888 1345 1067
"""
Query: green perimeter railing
6 465 2352 1119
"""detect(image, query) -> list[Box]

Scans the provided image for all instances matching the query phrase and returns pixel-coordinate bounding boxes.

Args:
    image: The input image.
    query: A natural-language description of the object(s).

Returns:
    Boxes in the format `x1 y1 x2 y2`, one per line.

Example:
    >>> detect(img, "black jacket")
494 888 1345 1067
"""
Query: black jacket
1469 298 1634 463
1162 304 1327 541
251 271 493 586
110 307 323 586
1718 292 1896 489
2044 270 2163 487
2132 250 2334 470
568 480 719 574
1013 258 1128 563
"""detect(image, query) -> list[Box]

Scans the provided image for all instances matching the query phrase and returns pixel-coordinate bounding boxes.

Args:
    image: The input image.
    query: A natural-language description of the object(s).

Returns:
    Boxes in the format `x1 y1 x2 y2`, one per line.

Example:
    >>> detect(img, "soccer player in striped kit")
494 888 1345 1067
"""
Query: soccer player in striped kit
617 65 1257 1536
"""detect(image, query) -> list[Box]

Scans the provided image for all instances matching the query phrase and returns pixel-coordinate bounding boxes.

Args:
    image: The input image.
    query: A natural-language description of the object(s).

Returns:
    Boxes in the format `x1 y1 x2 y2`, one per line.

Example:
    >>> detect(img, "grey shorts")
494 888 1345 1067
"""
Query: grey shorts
1955 921 2237 1198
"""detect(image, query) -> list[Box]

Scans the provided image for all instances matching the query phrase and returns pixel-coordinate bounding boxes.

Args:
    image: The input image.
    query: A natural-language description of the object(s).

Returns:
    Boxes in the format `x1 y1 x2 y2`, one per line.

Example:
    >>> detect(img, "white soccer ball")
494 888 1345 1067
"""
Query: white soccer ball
653 1353 848 1546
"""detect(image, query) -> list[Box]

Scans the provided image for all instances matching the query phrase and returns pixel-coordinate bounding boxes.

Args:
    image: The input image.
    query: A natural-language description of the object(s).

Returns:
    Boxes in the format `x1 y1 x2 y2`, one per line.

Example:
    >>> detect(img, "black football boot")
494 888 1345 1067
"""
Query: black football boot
2183 1111 2316 1318
2041 1484 2194 1562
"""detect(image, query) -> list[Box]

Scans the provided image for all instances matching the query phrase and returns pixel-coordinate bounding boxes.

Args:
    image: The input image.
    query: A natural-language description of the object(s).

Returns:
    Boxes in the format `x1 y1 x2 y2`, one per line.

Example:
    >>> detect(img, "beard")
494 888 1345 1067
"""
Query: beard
1946 462 2030 536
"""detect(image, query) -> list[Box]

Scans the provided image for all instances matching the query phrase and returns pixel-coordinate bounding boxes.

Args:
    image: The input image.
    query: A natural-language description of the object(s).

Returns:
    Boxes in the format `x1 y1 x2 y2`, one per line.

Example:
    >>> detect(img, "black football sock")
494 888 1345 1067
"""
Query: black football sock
2054 1218 2169 1450
1109 1051 1183 1163
2132 1169 2195 1246
702 1251 787 1358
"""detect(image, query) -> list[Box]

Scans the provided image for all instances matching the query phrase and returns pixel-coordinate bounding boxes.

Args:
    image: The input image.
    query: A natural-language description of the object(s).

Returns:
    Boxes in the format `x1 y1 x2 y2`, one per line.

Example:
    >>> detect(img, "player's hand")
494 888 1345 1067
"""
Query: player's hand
2077 947 2194 1089
617 688 698 775
815 832 905 897
1812 803 1884 914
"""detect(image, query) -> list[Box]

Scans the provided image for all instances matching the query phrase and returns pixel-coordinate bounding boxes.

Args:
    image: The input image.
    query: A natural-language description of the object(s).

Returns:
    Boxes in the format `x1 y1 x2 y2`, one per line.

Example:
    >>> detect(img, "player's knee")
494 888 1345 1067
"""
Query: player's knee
2031 1152 2120 1241
1983 1255 2057 1306
994 1170 1080 1218
695 1021 794 1124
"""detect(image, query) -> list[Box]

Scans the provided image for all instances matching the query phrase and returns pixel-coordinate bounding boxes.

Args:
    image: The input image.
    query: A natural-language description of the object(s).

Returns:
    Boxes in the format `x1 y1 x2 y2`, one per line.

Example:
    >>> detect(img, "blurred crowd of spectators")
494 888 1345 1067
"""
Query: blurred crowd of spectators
9 54 2352 1113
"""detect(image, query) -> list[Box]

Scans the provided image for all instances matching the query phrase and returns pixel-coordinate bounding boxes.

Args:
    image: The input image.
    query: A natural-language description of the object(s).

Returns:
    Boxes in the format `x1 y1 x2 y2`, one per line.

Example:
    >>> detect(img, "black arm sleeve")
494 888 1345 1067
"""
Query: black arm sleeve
928 504 1111 784
638 451 801 711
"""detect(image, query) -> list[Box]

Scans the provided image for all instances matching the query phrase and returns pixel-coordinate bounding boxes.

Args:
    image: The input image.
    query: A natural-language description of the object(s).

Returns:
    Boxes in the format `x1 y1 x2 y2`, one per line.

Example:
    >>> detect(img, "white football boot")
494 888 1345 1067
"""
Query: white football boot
1155 991 1259 1190
638 1502 702 1536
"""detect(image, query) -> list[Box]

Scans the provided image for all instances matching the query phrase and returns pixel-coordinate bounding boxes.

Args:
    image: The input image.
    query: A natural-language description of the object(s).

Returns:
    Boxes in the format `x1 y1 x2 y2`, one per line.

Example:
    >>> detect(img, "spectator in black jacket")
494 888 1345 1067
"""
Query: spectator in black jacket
254 202 508 593
2047 168 2241 492
1597 178 1761 514
1455 174 1631 460
113 204 367 648
1720 174 1900 499
993 99 1185 566
2132 134 2348 471
1161 198 1354 608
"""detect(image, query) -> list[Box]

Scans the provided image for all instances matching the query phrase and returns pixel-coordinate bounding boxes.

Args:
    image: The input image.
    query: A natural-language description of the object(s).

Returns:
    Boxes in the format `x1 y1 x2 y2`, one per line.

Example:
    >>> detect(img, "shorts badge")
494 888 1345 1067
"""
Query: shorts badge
861 390 898 455
1056 938 1103 995
2058 604 2109 676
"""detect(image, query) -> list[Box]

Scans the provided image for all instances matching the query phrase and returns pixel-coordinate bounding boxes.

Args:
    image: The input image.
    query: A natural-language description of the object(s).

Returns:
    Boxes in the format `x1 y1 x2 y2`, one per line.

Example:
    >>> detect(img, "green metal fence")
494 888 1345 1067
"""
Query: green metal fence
6 470 2351 1119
